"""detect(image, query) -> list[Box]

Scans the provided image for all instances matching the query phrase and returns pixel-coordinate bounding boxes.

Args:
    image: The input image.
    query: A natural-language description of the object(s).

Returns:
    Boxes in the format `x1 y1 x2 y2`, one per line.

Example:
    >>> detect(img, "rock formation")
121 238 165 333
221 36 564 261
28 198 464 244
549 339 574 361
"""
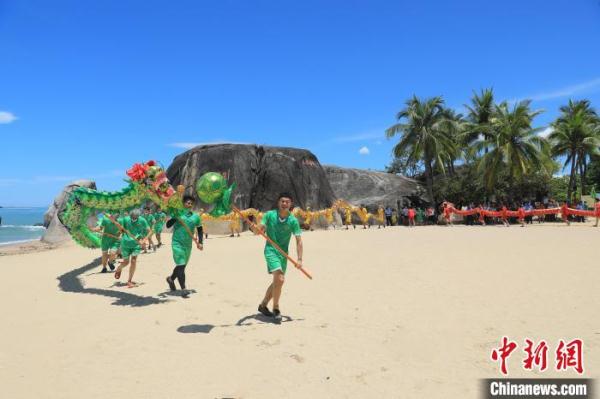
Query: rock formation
166 144 336 211
324 165 428 210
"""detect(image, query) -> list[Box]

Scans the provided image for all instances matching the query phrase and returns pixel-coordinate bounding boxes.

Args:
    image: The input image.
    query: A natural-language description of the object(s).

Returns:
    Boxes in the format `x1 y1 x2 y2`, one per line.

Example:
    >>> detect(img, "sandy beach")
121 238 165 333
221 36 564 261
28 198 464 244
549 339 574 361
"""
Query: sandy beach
1 224 598 398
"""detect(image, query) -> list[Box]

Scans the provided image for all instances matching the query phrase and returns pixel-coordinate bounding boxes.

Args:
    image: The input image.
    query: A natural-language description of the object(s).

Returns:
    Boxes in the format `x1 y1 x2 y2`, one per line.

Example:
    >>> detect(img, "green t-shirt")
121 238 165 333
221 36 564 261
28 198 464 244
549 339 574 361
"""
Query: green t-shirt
261 210 302 254
142 213 155 228
118 216 150 248
154 211 166 225
97 215 120 237
171 210 202 247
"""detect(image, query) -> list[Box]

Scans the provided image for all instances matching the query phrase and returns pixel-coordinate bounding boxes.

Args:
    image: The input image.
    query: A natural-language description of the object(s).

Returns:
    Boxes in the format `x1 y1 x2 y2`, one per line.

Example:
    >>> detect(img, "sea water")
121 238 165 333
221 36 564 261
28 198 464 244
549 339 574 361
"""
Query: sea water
0 207 46 246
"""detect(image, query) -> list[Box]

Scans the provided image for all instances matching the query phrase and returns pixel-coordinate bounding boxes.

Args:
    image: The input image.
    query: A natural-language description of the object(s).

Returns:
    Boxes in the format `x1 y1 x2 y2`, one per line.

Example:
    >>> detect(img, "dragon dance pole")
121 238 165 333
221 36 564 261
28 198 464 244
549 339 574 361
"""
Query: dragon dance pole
105 214 141 244
174 216 201 246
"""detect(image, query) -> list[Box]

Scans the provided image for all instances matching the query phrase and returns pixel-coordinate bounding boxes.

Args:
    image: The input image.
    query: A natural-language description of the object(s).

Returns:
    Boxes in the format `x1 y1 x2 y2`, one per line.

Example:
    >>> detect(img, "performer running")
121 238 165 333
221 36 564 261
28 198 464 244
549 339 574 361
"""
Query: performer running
165 195 203 298
344 207 353 230
377 206 385 229
500 205 510 227
517 205 526 227
229 212 241 237
256 192 303 324
142 207 156 252
153 209 167 247
93 212 121 273
114 209 151 288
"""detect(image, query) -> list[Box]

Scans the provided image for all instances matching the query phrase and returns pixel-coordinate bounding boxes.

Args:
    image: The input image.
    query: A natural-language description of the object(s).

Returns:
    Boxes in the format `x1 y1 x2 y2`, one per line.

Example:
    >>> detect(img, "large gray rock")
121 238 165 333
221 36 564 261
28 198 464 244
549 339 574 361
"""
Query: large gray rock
167 144 336 211
324 165 428 210
42 180 96 244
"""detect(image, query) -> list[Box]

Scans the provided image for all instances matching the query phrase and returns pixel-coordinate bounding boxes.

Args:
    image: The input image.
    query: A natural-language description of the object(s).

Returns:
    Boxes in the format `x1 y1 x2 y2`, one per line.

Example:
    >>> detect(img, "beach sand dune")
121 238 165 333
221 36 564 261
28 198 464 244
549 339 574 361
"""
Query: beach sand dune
1 225 598 398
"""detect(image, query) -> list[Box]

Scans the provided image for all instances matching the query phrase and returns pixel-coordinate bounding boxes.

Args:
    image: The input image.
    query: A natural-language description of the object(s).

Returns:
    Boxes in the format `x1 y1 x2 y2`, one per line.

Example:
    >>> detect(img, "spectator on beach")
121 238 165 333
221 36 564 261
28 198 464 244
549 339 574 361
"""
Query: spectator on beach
384 206 393 226
401 206 408 226
408 207 416 227
426 207 435 225
416 208 425 225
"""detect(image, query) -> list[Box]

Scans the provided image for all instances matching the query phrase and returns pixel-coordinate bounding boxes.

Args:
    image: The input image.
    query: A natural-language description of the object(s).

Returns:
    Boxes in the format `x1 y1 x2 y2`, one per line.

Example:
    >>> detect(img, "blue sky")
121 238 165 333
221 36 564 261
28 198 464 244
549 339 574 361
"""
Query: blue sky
1 0 600 206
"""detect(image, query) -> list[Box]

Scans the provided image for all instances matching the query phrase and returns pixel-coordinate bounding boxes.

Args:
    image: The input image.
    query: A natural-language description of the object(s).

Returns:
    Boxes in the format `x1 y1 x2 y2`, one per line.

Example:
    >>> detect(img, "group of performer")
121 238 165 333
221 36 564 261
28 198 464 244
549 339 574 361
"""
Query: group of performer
93 206 168 286
93 193 303 323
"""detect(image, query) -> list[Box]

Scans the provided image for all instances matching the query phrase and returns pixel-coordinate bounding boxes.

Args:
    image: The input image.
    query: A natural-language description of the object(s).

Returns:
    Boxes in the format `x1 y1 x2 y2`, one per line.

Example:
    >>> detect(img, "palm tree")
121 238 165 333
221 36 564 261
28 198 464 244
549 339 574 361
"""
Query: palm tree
474 100 549 195
439 108 465 175
549 99 600 202
463 88 496 157
385 95 457 203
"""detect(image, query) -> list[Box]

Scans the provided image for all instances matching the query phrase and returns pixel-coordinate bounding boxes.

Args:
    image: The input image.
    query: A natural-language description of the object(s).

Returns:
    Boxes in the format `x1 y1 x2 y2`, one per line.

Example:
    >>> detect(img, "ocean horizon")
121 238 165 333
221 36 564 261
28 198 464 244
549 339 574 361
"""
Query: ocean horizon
0 207 46 246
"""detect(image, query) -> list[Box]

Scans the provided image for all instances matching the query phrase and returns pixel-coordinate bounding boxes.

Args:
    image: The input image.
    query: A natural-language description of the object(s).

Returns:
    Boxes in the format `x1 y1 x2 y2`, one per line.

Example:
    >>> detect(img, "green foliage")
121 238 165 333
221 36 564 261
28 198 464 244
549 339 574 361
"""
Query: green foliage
386 92 599 205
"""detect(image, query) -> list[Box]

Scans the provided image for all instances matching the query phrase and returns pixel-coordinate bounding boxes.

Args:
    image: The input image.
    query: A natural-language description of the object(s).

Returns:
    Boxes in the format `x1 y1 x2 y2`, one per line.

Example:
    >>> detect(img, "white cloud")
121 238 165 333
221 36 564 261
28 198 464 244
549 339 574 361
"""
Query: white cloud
331 131 384 143
359 146 370 155
169 140 249 149
0 111 17 124
539 126 553 138
512 77 600 103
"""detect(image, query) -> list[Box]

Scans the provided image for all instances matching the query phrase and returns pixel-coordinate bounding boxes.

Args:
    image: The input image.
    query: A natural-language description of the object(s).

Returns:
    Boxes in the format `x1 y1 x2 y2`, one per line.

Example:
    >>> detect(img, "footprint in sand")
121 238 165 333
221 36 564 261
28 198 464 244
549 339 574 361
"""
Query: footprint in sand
257 339 281 347
290 354 305 363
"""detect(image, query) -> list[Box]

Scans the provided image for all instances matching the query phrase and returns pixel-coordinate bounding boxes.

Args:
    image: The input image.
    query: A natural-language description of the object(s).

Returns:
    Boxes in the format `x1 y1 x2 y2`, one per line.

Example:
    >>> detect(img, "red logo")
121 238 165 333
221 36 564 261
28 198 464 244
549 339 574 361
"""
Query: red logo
491 337 584 375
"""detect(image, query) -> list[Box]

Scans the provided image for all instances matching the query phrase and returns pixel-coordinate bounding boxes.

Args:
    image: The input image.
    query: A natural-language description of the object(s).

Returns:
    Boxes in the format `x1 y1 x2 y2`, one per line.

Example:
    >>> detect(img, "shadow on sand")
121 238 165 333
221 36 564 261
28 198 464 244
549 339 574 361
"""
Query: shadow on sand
57 258 168 307
177 313 303 334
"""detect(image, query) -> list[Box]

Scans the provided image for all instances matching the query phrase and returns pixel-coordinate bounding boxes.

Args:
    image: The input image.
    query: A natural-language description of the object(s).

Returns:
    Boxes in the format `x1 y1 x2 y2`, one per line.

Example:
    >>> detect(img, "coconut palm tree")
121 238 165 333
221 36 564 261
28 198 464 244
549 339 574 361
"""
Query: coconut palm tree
549 99 600 202
463 88 496 157
474 100 549 194
385 95 457 203
439 108 465 175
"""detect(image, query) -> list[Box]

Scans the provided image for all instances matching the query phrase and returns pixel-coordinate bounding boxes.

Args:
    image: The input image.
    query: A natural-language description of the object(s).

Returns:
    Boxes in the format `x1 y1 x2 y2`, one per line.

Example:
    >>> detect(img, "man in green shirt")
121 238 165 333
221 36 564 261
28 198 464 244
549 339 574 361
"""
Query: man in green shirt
142 207 156 253
256 192 303 324
153 209 167 247
165 195 203 298
92 212 121 273
114 209 151 288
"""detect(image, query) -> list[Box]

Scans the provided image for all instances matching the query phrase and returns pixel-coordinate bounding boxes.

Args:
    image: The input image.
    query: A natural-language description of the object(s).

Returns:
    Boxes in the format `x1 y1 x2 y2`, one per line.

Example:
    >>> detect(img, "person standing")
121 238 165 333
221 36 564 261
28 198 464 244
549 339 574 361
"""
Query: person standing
408 207 416 227
384 206 393 226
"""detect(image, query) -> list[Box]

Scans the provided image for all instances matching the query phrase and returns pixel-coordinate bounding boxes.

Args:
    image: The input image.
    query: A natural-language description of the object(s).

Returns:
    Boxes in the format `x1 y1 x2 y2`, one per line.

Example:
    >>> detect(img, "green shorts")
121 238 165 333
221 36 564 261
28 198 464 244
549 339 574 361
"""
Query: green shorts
101 237 119 252
121 243 141 258
154 223 164 234
265 249 287 274
172 242 192 266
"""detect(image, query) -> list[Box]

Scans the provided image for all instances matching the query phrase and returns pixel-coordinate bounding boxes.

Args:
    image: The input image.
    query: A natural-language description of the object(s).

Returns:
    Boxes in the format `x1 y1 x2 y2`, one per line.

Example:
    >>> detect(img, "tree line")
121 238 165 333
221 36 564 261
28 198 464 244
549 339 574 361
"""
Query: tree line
385 89 600 206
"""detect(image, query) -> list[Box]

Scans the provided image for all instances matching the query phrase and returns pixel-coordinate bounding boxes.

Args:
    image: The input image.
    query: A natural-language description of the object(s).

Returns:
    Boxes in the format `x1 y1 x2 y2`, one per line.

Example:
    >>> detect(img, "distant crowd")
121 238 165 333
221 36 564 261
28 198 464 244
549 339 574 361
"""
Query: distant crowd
339 197 599 229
